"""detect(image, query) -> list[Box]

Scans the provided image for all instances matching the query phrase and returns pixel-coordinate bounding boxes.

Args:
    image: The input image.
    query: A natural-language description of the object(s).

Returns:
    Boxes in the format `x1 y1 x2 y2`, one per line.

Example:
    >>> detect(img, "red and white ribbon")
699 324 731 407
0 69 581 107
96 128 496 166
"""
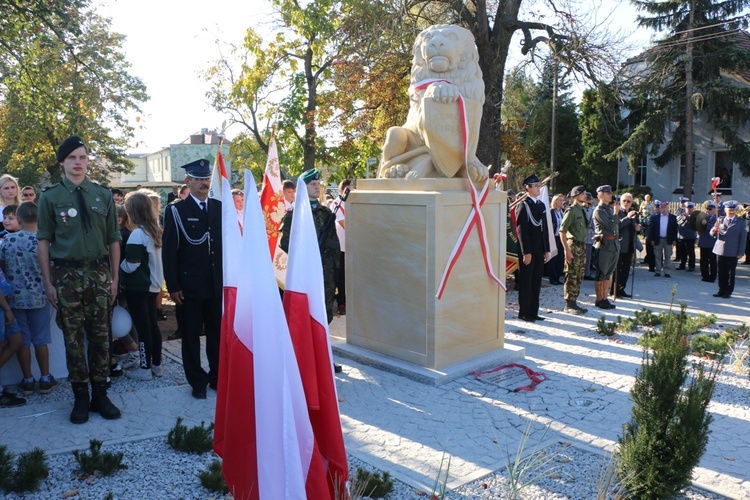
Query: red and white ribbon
410 79 505 298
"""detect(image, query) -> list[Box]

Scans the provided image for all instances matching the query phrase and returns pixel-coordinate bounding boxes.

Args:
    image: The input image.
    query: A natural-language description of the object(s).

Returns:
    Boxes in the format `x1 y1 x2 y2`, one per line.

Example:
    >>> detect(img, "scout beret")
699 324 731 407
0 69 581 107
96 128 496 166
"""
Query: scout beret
569 185 586 197
181 159 211 179
298 169 320 184
596 185 612 193
57 136 87 162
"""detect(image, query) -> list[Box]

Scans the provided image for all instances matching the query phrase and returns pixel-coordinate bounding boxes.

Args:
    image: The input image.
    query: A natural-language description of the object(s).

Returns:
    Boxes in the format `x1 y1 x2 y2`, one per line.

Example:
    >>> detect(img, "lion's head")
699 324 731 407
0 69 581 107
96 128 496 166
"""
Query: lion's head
410 25 483 101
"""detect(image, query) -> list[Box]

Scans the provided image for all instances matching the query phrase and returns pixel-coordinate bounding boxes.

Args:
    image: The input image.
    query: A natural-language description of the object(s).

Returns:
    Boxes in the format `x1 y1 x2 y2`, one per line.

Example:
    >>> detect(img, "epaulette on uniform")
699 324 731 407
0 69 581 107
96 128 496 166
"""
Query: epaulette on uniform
41 183 60 192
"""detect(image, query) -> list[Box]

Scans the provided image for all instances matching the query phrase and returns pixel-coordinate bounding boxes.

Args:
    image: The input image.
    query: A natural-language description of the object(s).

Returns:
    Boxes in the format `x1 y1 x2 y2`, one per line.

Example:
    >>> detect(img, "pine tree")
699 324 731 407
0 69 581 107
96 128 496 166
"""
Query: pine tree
617 303 720 499
579 86 623 190
613 0 750 200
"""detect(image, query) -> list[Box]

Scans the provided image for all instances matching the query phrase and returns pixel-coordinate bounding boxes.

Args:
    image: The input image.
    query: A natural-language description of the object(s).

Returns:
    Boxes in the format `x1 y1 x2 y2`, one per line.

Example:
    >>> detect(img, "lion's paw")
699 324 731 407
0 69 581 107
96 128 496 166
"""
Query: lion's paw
383 164 411 178
467 161 489 184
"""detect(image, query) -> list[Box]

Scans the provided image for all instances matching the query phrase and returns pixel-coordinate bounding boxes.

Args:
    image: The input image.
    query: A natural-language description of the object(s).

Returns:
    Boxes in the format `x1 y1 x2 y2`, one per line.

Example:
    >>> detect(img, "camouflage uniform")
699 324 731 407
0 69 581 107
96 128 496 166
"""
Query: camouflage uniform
37 176 120 383
280 201 341 324
560 203 588 301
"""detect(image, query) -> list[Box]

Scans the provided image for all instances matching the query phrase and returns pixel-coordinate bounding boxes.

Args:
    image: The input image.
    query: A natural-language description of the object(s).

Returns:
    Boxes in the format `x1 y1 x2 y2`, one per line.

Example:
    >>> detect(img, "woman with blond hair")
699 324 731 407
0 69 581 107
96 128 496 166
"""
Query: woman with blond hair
0 174 21 208
546 193 566 285
120 191 165 380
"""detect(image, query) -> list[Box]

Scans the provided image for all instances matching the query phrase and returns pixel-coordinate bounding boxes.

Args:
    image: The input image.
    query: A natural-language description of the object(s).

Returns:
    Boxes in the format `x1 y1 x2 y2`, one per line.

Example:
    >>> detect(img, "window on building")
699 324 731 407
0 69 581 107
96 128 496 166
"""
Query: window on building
634 155 647 186
714 151 733 190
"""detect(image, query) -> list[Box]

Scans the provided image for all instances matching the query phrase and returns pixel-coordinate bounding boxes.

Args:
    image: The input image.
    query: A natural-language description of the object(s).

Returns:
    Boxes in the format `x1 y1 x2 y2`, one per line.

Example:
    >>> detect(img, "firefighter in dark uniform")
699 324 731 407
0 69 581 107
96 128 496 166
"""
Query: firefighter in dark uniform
162 160 222 399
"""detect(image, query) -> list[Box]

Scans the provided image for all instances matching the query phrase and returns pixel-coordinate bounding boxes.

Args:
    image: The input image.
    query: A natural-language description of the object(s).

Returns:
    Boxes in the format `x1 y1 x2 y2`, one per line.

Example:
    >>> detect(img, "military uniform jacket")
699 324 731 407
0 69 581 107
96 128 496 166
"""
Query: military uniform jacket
516 197 550 256
712 216 748 257
594 203 621 253
559 203 588 243
162 196 222 300
279 202 341 272
37 176 120 260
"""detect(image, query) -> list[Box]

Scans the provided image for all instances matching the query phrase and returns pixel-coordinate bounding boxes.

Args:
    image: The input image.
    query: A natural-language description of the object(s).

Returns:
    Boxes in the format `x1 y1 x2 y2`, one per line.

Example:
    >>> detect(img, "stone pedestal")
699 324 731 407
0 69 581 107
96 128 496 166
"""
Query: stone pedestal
346 178 509 369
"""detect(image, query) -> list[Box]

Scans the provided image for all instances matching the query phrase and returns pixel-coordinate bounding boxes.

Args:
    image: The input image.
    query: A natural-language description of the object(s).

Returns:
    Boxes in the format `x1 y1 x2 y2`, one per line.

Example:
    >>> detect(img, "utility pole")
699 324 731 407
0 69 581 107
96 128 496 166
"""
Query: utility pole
550 43 559 193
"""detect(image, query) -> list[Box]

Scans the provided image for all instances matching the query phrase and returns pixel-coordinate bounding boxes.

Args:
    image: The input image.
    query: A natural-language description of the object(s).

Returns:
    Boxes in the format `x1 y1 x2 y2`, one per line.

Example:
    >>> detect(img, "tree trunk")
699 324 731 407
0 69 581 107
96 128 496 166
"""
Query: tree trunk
684 0 696 200
303 44 317 171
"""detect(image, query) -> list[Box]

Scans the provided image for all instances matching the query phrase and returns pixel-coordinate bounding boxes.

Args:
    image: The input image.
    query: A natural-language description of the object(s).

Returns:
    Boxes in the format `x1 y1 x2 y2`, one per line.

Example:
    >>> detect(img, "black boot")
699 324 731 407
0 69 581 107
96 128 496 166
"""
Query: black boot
70 383 90 424
564 300 588 315
90 381 121 420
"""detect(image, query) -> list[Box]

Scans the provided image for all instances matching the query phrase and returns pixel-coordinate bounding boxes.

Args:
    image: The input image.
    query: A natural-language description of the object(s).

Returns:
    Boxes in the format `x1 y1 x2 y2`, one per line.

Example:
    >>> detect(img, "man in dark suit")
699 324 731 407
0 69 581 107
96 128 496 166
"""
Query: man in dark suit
163 160 223 399
515 174 550 322
613 192 640 298
647 200 678 277
711 200 747 298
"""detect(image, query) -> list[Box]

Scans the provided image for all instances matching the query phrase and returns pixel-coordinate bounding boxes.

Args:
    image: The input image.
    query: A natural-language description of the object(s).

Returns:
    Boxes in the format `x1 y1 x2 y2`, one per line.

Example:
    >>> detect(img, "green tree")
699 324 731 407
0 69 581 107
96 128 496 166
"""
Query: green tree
579 86 623 190
205 0 340 178
0 2 148 186
612 0 750 200
617 303 720 498
523 57 582 194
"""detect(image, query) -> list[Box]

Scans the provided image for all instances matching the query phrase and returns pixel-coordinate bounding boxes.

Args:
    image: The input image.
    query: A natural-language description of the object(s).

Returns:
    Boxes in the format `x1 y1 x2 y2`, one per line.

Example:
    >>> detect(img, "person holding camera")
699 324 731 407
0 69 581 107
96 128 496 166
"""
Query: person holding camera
612 193 640 298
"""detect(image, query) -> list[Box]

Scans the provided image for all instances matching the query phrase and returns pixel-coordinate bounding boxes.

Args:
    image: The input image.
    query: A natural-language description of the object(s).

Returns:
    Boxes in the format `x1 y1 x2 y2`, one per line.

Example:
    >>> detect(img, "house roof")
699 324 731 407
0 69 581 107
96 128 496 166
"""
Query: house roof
627 30 750 83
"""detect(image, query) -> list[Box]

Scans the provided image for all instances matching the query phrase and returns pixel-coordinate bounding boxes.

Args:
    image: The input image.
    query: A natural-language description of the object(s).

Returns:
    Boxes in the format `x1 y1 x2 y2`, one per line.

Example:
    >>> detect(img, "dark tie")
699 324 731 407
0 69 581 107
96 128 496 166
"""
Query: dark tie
75 187 91 229
200 201 206 211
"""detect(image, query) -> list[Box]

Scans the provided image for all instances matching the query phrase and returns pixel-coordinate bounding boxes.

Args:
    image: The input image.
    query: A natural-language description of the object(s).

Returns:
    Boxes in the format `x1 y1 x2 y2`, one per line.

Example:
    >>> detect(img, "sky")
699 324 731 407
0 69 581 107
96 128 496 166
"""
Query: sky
95 0 650 154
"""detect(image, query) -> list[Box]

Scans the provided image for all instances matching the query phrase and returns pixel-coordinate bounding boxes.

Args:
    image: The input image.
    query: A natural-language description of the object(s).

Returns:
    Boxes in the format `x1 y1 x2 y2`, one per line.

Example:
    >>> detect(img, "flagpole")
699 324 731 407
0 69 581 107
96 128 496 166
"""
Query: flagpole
509 171 559 211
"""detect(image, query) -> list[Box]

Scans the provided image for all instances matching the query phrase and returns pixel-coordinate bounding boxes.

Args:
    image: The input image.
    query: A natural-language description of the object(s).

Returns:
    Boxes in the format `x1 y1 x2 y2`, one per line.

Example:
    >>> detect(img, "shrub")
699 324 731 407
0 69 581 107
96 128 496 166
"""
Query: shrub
355 468 393 498
690 334 728 359
596 316 618 337
633 308 662 327
617 302 721 498
167 417 215 454
73 440 125 477
0 446 49 493
199 459 228 494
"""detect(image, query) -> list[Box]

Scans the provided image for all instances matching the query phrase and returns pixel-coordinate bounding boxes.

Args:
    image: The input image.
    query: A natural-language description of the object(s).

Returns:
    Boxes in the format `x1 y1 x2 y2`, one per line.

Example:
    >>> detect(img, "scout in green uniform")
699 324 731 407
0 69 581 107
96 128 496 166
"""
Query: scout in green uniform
279 169 341 324
37 136 122 424
559 185 589 315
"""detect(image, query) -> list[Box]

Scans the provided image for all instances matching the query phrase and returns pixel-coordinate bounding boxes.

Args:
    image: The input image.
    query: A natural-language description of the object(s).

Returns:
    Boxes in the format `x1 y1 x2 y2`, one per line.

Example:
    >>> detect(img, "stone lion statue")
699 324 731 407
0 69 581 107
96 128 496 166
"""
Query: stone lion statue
379 24 488 183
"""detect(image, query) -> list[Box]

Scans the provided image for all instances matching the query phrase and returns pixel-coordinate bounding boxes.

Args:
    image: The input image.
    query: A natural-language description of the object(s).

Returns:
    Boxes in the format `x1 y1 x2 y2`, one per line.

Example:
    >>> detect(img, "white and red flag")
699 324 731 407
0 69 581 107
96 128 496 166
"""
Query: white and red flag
711 176 721 191
260 138 287 258
215 172 326 499
283 179 349 497
209 149 229 201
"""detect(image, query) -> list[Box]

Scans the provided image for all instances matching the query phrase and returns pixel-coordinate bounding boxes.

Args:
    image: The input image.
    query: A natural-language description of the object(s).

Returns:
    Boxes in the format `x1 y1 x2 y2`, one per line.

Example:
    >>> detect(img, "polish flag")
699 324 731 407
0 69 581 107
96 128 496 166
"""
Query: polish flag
711 177 721 191
283 179 349 497
209 150 229 201
260 138 287 258
215 172 321 499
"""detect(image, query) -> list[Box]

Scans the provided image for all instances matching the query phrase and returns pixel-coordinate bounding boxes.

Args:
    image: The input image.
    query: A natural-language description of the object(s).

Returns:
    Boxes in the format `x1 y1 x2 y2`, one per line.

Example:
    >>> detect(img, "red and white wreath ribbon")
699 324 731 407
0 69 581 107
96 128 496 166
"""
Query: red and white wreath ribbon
410 79 505 298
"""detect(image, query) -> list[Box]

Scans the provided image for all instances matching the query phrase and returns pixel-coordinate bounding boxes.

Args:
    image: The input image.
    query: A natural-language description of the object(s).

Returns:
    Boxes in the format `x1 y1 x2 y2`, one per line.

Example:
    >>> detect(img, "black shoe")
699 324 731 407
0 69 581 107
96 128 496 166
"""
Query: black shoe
722 294 732 299
617 290 632 298
70 383 89 424
713 292 724 297
664 274 671 278
334 364 343 373
518 315 536 322
687 268 695 272
157 309 167 321
676 266 686 270
701 277 712 282
0 389 26 408
654 273 661 277
167 330 181 341
90 382 121 420
192 387 207 399
534 315 546 321
595 300 613 310
337 305 346 315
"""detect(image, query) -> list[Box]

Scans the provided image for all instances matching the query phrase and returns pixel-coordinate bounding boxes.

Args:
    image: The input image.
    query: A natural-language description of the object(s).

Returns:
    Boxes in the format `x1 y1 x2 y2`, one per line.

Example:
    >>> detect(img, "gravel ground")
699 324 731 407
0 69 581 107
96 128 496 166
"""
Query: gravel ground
4 286 746 499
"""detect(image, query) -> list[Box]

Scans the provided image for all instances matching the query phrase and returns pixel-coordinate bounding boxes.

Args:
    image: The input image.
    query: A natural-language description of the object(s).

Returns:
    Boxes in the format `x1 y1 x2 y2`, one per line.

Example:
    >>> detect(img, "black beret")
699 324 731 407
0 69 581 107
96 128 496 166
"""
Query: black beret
57 136 87 162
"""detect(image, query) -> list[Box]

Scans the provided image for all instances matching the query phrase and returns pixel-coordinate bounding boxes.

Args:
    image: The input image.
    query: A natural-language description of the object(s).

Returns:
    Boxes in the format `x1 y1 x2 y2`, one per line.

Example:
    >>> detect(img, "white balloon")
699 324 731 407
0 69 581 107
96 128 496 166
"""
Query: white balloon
112 305 132 338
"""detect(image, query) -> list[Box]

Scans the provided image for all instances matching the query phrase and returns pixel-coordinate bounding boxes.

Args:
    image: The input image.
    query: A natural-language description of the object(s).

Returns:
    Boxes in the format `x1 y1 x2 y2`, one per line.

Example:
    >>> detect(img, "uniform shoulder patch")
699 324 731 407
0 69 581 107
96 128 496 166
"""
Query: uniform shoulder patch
41 183 60 192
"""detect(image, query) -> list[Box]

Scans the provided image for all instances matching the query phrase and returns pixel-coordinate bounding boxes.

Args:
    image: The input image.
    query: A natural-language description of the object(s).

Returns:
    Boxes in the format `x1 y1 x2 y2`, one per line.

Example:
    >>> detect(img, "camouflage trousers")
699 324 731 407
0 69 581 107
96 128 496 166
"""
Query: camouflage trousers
564 240 586 301
53 262 112 383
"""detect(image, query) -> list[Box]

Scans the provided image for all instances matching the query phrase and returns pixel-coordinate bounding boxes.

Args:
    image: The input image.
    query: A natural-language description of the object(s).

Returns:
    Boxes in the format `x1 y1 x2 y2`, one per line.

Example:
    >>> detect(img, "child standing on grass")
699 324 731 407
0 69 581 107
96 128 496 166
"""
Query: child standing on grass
0 202 57 396
121 191 164 380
